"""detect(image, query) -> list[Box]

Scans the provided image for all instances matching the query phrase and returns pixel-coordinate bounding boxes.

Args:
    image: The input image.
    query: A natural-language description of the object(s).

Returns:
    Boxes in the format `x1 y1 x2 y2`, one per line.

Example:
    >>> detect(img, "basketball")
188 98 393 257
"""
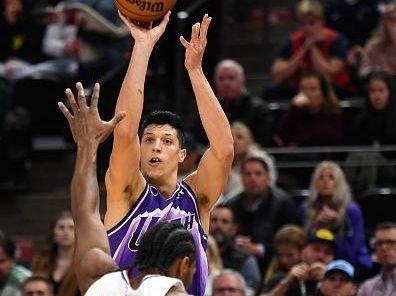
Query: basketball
114 0 176 22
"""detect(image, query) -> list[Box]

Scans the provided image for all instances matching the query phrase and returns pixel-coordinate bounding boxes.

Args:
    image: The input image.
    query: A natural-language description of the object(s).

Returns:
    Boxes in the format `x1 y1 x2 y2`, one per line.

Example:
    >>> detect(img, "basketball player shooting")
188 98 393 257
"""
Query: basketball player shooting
58 83 197 296
105 12 234 296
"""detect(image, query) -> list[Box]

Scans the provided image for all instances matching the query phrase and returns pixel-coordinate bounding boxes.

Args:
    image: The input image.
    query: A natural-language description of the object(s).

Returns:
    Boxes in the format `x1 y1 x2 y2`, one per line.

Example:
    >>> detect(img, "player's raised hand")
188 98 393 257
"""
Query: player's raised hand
118 10 170 47
58 82 126 146
180 14 212 72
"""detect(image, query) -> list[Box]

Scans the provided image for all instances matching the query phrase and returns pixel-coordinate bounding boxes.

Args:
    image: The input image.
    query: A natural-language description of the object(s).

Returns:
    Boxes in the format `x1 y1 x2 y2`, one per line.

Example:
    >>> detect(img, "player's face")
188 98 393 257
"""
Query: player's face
299 76 324 110
276 245 301 271
140 124 186 182
215 65 244 100
241 160 270 196
0 247 13 280
369 79 390 111
23 281 53 296
320 273 355 296
316 168 336 197
53 217 75 248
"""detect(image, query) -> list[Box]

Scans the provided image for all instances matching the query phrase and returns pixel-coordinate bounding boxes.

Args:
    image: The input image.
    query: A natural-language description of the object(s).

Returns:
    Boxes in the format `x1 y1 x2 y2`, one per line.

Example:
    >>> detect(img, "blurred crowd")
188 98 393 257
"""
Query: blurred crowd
1 0 396 295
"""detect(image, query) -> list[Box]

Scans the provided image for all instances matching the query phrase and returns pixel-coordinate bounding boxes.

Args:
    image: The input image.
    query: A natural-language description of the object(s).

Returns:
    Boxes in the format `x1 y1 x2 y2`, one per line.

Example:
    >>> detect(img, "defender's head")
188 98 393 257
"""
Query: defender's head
135 222 196 288
139 111 187 183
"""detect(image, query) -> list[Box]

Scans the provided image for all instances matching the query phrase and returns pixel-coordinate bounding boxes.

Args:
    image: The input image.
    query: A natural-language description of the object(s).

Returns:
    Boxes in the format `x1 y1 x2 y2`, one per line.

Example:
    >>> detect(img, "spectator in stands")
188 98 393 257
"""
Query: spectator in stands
359 1 396 77
0 231 32 296
274 72 344 147
269 0 353 99
212 269 247 296
205 236 223 296
222 121 277 202
261 228 336 296
0 0 46 81
319 260 356 296
196 59 273 147
352 72 396 145
210 204 261 292
177 132 202 181
226 156 299 272
22 275 53 296
358 222 396 296
31 211 79 295
264 225 306 284
300 161 371 271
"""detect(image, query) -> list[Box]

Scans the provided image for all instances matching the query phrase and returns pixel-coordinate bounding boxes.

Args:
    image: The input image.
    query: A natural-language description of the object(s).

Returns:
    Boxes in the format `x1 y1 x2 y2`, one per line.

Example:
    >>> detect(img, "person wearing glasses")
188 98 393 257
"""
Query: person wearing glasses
212 270 247 296
358 222 396 296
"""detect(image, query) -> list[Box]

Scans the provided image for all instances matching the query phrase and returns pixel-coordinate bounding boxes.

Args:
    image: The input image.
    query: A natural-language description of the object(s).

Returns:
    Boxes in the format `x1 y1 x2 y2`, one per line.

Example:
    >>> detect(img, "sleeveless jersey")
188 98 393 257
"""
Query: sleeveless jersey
107 181 208 296
85 271 187 296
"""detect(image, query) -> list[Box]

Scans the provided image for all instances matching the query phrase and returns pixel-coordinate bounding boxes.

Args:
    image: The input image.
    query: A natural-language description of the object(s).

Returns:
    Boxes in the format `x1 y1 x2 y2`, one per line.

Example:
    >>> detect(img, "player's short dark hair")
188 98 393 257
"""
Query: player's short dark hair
135 222 196 274
0 230 16 259
22 275 53 292
140 111 185 147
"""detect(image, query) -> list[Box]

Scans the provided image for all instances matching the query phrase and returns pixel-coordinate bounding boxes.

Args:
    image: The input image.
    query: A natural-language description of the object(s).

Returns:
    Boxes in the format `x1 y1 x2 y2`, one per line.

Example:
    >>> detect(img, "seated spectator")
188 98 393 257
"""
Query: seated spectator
0 231 32 296
212 269 248 296
319 260 356 296
222 121 277 202
261 228 336 296
210 204 261 292
264 225 306 284
274 72 344 147
358 222 396 296
351 72 396 145
269 0 353 99
226 156 299 272
31 211 79 295
300 161 372 271
177 132 202 181
359 1 396 77
205 235 223 296
22 275 53 296
195 59 273 147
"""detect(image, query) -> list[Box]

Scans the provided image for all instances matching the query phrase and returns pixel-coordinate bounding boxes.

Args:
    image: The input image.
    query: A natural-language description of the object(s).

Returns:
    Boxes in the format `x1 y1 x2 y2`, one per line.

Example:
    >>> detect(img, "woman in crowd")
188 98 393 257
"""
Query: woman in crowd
299 161 371 271
275 72 344 147
32 211 79 295
264 225 306 285
359 1 396 77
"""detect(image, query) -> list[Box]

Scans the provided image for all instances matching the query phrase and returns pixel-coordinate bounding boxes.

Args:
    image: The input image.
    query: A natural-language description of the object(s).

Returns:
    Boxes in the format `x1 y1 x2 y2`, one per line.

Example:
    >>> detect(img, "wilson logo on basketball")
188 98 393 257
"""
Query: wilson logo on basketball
125 0 164 12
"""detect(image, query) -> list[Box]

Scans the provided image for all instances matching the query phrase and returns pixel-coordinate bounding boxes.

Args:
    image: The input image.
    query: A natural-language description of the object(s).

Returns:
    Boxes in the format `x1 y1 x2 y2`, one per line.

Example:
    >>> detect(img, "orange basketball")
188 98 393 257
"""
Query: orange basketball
114 0 176 22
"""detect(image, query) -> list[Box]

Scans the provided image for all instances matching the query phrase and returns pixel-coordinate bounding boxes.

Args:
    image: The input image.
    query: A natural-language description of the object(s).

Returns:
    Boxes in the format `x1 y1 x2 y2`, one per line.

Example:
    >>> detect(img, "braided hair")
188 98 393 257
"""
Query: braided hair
135 222 196 275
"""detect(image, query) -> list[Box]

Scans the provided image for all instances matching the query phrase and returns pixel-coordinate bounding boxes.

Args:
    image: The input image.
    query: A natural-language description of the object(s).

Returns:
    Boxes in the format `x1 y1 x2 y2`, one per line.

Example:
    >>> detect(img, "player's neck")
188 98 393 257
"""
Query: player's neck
147 175 178 198
131 269 164 289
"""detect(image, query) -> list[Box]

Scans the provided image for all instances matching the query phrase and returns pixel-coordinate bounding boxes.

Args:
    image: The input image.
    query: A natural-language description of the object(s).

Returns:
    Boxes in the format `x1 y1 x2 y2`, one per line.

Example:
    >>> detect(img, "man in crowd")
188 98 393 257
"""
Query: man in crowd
226 156 299 271
195 59 273 147
210 204 261 291
0 231 31 296
22 276 53 296
212 269 247 296
319 260 356 296
269 0 352 98
358 222 396 296
262 228 336 296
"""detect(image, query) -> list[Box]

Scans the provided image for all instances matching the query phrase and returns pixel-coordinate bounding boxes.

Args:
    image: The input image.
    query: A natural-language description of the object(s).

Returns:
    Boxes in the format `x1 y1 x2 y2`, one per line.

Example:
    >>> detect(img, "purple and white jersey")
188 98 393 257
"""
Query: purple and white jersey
107 181 208 296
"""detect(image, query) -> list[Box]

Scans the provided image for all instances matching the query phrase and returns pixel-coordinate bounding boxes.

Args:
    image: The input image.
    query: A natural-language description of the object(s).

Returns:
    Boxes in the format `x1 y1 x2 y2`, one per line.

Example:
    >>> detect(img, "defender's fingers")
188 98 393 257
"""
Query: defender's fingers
90 83 100 109
58 102 73 121
109 111 127 127
76 82 87 109
191 23 200 44
199 15 211 42
65 88 79 115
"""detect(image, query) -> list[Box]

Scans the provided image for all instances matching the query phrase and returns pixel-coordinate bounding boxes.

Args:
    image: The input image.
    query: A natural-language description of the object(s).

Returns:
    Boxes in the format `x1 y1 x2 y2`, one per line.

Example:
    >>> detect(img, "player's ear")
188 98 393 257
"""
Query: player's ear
178 148 187 163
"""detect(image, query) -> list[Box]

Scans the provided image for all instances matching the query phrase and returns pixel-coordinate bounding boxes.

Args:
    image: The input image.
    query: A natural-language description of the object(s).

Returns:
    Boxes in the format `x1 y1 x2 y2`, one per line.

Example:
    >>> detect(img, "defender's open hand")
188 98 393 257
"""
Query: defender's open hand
58 82 126 146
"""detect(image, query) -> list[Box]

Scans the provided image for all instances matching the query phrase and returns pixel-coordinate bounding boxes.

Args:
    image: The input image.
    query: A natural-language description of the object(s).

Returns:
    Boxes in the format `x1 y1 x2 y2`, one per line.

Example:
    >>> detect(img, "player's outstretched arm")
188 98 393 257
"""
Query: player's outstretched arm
105 12 171 229
58 82 125 294
180 15 234 229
